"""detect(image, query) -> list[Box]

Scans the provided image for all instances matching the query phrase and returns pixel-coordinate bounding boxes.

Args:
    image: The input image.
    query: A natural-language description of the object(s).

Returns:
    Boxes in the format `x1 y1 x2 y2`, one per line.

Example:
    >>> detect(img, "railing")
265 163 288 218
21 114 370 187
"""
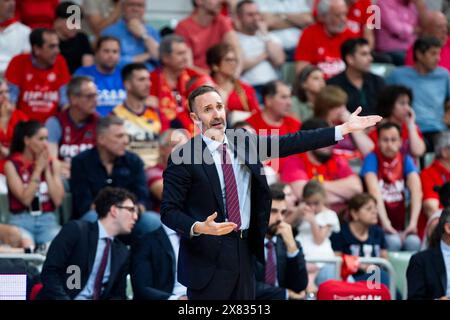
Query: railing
306 256 398 300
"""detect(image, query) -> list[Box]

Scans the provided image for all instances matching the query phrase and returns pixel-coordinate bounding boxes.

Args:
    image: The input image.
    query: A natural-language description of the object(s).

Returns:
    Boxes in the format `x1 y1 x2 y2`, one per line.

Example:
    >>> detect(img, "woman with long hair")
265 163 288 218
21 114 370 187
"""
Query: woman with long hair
4 120 64 248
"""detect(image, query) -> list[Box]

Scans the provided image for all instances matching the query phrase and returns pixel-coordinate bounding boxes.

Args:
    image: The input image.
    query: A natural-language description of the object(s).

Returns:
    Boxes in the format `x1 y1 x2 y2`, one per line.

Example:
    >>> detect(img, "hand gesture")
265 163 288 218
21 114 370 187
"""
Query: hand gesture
193 212 237 236
35 148 49 172
341 107 382 135
405 107 416 127
127 18 146 39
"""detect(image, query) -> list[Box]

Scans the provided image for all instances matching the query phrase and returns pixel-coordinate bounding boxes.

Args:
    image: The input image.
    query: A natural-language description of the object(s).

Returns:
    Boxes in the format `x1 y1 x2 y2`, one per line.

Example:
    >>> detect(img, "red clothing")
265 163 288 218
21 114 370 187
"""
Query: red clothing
246 112 301 173
15 0 59 29
368 122 423 157
294 23 358 79
5 53 71 123
375 150 406 231
225 80 260 113
280 152 354 183
7 153 55 213
146 163 164 212
313 0 372 37
175 13 233 70
55 109 98 162
420 160 450 203
0 110 29 173
150 68 202 133
405 36 450 72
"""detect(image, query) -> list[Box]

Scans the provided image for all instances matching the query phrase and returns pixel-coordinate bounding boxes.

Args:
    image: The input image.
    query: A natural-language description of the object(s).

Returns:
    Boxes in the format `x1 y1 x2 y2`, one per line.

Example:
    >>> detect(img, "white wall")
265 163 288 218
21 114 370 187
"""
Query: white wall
145 0 193 27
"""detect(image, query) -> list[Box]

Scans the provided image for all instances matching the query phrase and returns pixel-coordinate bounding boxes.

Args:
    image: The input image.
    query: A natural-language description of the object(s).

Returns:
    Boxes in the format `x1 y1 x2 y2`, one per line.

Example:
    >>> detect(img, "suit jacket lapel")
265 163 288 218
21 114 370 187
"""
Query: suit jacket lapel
276 236 287 285
158 228 176 278
87 223 99 276
198 136 226 218
433 246 447 293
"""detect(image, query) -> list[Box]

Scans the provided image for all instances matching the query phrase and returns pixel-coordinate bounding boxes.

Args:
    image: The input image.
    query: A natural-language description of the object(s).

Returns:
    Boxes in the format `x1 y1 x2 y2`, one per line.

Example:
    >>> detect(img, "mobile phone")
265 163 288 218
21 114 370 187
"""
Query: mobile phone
30 196 41 215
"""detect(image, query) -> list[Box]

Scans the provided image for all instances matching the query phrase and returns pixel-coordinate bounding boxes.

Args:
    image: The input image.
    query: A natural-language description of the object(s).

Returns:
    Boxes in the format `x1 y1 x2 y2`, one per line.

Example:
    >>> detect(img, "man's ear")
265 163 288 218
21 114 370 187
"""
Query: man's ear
190 111 200 124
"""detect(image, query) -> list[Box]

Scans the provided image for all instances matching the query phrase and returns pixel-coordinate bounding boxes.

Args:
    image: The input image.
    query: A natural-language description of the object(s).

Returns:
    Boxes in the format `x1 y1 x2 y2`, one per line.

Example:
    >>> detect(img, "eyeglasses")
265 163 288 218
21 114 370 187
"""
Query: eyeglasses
116 205 138 214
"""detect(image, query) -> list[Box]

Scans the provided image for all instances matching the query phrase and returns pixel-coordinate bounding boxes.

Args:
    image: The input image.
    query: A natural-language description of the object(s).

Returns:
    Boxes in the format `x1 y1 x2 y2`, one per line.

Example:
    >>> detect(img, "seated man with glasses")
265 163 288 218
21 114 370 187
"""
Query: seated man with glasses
38 187 138 300
45 76 99 182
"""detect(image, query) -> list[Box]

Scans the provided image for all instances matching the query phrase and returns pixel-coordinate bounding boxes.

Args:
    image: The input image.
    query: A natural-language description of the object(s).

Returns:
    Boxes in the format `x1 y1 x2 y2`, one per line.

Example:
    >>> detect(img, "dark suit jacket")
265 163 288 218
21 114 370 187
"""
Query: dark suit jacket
160 127 336 292
407 244 448 300
130 227 177 300
38 220 129 300
255 236 308 300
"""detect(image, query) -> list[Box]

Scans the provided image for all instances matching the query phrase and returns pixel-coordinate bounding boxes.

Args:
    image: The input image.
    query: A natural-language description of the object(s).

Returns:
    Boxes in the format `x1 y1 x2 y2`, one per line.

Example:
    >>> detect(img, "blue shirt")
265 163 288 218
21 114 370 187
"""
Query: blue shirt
387 66 450 132
75 221 113 300
440 240 450 296
70 147 150 218
330 223 387 258
360 152 418 177
74 65 126 116
101 19 160 71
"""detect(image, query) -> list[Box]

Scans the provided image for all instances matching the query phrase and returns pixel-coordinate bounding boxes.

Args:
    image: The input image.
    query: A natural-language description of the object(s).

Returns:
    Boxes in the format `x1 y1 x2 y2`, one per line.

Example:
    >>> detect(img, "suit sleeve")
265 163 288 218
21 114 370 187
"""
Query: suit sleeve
39 222 80 300
284 244 308 293
255 281 287 300
406 253 427 300
257 127 336 161
130 235 172 300
160 156 198 238
70 155 93 219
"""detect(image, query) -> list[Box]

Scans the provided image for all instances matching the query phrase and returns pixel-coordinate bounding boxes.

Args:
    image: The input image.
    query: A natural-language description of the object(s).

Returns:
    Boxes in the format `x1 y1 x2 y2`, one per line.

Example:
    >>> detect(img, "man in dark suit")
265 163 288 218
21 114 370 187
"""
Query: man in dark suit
130 224 187 300
407 207 450 300
255 184 308 300
160 85 381 300
38 187 138 300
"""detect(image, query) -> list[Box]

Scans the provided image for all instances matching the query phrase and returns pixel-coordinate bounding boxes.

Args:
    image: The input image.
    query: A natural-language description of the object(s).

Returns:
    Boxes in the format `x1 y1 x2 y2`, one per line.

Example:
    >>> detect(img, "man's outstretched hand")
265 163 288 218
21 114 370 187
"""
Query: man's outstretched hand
193 212 237 236
340 107 382 135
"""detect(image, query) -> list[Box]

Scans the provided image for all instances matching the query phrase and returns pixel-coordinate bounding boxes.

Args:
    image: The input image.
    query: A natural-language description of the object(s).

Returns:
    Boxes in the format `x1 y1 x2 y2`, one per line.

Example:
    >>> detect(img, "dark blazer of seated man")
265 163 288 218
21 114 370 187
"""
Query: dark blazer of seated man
160 85 381 300
130 224 187 300
255 184 308 300
407 207 450 300
38 187 139 300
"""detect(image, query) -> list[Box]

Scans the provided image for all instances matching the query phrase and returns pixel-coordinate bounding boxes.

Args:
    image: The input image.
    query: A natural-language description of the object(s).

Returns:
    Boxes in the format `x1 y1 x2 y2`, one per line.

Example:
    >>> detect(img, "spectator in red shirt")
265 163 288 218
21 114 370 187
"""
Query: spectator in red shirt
361 122 422 251
294 0 358 79
175 0 242 72
370 85 426 159
420 131 450 218
146 128 190 213
150 34 207 134
5 28 71 123
280 118 362 212
15 0 59 29
206 42 260 125
246 80 301 174
0 77 28 192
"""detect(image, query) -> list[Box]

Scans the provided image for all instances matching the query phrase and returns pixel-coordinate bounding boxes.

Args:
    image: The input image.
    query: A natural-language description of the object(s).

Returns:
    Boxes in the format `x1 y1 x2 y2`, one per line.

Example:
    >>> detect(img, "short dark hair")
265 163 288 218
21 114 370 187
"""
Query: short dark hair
300 118 329 131
270 183 286 201
121 63 148 82
187 85 220 112
262 80 287 103
67 76 94 97
413 36 442 62
376 121 401 136
341 37 370 65
348 193 377 213
94 187 137 219
436 181 450 208
30 28 57 48
377 85 413 118
429 207 450 248
95 35 120 52
236 0 255 16
55 1 83 20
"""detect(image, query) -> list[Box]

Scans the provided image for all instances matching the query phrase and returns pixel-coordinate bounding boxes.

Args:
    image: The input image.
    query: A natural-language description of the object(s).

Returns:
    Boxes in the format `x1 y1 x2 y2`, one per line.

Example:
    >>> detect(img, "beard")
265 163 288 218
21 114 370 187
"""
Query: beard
312 150 332 163
266 220 281 238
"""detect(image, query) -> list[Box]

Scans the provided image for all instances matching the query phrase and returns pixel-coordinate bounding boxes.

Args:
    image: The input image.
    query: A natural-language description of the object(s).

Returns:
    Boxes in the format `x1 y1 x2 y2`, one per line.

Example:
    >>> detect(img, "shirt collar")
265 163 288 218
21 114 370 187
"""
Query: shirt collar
202 134 228 154
264 237 277 245
441 240 450 254
162 223 177 237
98 220 114 241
